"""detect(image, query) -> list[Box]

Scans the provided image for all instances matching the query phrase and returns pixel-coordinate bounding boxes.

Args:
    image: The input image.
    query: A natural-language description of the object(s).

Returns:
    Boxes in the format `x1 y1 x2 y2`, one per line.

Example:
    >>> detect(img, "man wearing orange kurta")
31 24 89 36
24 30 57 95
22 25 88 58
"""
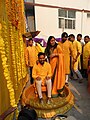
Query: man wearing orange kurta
25 38 39 84
32 52 52 104
58 32 74 85
77 34 84 71
69 34 83 83
83 36 90 78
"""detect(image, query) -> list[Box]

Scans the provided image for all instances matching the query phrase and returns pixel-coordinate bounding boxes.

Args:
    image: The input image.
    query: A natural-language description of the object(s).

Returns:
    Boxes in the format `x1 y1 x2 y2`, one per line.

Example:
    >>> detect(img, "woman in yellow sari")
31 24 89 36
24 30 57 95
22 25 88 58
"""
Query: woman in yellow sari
45 36 65 97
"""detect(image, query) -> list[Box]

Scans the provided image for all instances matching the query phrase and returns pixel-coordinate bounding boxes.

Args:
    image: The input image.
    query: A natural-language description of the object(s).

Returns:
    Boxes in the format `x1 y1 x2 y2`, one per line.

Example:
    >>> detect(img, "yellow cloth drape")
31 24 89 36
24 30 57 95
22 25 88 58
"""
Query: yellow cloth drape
35 43 45 53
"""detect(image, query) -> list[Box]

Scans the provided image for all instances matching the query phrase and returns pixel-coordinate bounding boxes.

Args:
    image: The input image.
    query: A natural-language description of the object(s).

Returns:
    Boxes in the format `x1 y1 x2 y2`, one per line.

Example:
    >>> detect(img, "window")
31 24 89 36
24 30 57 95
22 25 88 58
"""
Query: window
58 9 76 29
87 13 90 18
24 0 35 31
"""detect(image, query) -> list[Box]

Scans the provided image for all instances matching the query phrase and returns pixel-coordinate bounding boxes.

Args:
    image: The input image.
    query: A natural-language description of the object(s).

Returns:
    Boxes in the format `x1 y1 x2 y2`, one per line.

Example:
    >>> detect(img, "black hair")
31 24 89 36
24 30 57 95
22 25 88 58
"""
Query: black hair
69 34 75 38
61 32 68 38
28 38 33 42
38 52 45 58
77 34 82 38
84 35 89 39
45 36 57 59
18 107 38 120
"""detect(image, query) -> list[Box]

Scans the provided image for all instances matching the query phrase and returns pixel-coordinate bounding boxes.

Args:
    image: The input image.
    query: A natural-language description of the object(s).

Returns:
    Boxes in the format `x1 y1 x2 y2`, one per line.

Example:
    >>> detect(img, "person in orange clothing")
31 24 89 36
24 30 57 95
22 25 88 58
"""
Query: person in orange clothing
32 52 52 104
69 34 83 83
45 36 65 98
58 32 74 85
87 55 90 93
83 36 90 78
25 38 39 84
77 34 84 74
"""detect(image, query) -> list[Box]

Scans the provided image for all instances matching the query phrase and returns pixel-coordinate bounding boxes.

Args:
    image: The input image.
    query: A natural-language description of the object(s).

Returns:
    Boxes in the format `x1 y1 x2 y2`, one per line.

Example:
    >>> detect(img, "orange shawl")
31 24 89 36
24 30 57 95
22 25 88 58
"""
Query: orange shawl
50 45 65 97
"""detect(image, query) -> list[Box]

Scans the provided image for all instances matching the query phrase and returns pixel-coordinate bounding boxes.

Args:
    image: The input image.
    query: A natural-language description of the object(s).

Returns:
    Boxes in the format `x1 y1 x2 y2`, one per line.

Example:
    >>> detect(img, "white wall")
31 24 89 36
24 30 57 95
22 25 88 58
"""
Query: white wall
35 7 60 40
34 0 90 40
86 17 90 36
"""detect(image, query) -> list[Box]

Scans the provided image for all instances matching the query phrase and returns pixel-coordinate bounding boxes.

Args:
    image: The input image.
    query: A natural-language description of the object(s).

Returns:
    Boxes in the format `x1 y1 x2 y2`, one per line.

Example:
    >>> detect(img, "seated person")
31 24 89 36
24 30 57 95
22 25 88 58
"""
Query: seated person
32 52 52 104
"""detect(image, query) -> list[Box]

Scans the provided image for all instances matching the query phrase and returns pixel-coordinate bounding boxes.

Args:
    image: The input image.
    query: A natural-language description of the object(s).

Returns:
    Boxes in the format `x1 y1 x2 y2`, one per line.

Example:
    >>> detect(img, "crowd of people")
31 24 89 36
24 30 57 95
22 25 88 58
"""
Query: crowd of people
24 32 90 104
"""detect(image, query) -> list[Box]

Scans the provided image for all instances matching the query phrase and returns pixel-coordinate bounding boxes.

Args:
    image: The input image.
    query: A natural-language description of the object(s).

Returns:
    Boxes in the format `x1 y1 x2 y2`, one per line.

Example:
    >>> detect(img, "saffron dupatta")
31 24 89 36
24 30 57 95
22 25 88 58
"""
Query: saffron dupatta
50 45 65 97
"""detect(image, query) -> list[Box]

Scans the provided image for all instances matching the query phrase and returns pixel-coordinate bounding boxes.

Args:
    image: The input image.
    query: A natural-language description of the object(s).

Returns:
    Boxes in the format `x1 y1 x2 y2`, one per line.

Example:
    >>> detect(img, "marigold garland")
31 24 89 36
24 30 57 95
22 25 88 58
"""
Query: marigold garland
0 0 27 104
0 0 27 109
0 21 17 107
8 22 18 90
5 0 25 31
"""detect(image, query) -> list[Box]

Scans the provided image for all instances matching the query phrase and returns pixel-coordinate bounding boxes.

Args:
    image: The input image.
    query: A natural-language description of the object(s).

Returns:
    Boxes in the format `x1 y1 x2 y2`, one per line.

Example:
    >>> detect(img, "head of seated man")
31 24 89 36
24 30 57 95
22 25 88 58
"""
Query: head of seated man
18 106 38 120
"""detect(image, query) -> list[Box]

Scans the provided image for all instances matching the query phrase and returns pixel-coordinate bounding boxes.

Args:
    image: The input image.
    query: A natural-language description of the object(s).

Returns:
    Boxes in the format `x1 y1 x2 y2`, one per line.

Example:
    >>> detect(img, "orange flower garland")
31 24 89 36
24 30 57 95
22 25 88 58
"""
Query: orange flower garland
0 21 17 107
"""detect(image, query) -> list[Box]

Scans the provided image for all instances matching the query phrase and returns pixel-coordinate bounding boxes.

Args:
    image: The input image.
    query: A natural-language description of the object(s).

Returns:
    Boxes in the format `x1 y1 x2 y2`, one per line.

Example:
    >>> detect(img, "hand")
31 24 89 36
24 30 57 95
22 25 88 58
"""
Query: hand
50 54 58 59
87 66 90 73
36 60 39 65
26 64 29 67
73 58 77 64
42 81 45 86
36 76 41 81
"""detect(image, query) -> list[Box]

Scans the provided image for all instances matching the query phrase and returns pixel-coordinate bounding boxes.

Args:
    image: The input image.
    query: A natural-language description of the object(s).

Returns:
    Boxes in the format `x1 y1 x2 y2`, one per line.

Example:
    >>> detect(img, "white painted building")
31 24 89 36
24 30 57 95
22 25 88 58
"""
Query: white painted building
25 0 90 40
